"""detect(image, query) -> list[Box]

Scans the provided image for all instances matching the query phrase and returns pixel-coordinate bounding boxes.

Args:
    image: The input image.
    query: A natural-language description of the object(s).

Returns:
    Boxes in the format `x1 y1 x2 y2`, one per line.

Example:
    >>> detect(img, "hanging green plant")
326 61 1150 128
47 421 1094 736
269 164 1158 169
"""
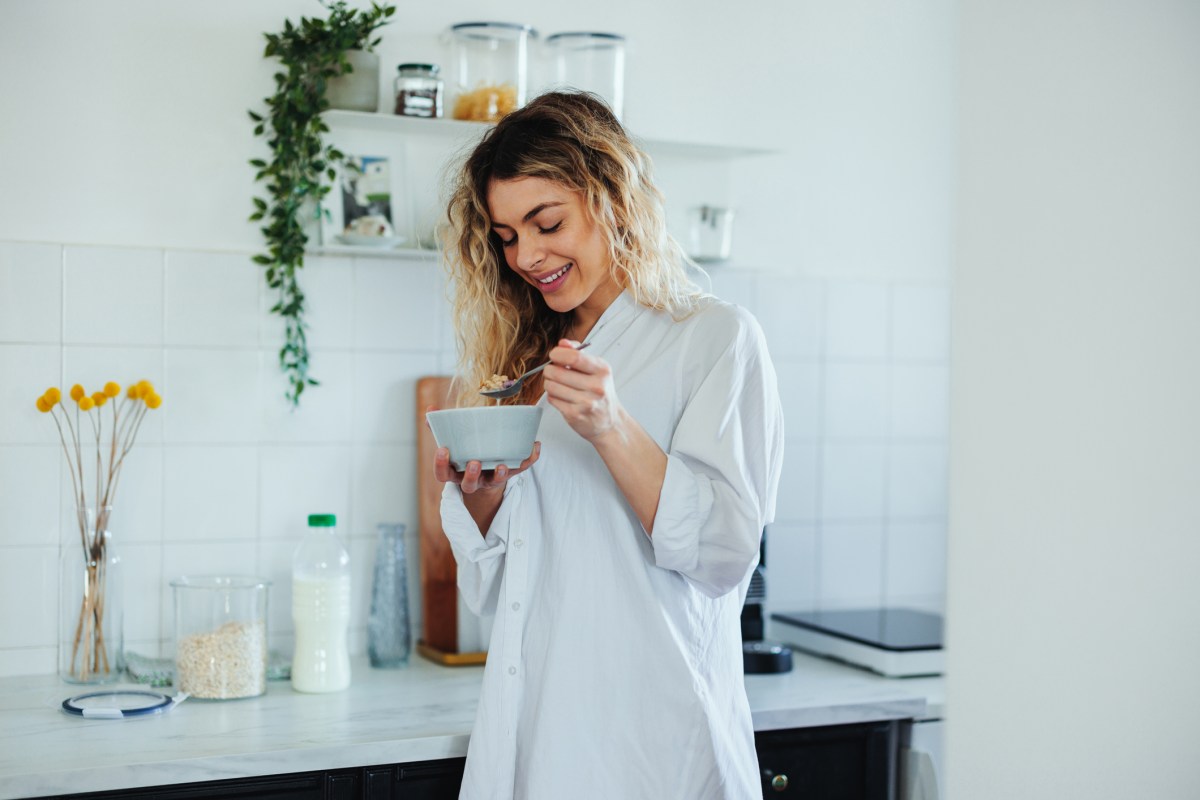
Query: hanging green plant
248 0 395 405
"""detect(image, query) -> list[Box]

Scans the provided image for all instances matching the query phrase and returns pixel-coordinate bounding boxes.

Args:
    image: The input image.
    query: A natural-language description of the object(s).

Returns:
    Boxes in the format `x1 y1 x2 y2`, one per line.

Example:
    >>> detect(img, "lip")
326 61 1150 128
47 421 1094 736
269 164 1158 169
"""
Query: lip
529 262 572 293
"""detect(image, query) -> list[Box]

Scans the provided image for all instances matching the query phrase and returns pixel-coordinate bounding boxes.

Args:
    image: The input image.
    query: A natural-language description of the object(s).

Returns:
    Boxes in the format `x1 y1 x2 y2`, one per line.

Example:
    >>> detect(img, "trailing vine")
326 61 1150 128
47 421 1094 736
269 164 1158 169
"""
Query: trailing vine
249 0 395 405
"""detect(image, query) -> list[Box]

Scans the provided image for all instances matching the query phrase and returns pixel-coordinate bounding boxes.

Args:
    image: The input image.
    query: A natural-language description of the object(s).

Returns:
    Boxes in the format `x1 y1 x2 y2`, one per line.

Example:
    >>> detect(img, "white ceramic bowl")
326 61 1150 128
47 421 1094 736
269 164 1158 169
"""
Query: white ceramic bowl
426 406 544 471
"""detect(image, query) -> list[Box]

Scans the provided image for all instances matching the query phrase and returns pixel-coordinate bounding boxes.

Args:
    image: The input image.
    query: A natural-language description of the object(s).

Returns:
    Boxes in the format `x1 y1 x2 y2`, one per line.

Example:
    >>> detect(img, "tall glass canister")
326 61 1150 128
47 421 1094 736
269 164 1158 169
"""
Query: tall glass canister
446 21 538 122
367 523 411 667
542 32 626 120
171 576 271 700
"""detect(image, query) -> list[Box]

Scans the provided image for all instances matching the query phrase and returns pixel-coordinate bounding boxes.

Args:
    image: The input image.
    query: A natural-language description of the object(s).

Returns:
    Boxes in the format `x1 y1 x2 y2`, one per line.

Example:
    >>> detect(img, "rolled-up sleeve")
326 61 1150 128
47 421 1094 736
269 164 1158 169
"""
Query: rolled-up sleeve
651 310 784 599
440 480 521 615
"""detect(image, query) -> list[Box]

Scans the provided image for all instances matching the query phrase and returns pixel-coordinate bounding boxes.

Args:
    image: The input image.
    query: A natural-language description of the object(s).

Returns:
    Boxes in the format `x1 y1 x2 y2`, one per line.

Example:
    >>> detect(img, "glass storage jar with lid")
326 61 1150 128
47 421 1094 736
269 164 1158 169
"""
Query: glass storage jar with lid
446 21 538 122
394 62 443 118
543 32 626 120
171 575 270 700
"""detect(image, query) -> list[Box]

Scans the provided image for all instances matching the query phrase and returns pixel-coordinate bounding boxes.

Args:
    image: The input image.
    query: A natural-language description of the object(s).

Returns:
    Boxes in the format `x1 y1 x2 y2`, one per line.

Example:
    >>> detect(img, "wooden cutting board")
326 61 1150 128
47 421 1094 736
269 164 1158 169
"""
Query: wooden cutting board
416 376 486 666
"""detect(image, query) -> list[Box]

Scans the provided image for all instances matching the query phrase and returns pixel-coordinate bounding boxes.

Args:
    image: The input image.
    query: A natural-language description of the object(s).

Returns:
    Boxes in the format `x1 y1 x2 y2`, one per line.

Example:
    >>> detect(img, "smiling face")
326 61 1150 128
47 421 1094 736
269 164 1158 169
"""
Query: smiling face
488 176 623 336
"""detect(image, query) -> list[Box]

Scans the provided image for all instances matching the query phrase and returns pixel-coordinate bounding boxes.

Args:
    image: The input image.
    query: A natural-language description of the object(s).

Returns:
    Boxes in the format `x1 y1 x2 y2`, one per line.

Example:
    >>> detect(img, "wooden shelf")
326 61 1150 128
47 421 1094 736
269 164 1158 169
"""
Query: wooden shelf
322 110 776 158
306 244 440 260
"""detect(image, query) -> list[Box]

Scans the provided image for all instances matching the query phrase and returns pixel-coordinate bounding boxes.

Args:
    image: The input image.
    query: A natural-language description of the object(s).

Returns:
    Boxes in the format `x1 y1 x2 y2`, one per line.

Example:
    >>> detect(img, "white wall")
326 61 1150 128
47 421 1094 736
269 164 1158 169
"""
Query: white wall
947 1 1200 797
0 1 955 676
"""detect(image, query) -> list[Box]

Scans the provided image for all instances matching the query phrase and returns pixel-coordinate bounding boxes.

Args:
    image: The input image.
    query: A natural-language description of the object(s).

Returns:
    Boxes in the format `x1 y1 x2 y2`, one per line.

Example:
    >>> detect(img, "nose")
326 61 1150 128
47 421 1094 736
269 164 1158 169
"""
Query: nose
515 237 544 271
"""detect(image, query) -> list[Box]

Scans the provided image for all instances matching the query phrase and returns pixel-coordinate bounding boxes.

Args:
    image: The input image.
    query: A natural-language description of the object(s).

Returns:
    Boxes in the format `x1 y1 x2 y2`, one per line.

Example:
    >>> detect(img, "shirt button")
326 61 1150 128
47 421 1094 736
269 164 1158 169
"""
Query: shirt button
515 476 524 487
512 602 521 611
514 539 524 548
508 666 517 675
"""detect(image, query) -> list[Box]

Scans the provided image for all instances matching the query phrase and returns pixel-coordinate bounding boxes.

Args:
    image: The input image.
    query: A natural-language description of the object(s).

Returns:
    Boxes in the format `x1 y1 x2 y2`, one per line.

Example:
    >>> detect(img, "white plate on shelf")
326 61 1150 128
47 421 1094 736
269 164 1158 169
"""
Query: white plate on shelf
334 234 407 248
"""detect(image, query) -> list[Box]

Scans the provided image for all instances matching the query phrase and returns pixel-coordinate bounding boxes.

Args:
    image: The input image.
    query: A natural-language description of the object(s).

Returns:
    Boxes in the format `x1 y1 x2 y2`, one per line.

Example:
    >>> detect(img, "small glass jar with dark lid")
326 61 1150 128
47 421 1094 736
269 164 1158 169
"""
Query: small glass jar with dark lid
393 62 444 118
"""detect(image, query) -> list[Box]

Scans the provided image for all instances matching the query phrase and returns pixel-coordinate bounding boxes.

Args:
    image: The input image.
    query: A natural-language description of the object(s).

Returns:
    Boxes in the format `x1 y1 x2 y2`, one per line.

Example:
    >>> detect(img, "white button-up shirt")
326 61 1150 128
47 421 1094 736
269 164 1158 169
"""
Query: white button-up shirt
441 290 784 800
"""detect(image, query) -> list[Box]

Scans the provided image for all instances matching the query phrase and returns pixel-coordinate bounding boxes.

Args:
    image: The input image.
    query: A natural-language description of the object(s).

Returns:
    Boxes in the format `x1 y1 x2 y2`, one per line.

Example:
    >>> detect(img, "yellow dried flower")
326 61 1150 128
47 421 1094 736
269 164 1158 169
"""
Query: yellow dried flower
36 396 51 413
103 382 120 398
44 387 62 405
92 392 108 407
70 384 85 402
145 393 163 410
78 396 95 411
127 385 137 399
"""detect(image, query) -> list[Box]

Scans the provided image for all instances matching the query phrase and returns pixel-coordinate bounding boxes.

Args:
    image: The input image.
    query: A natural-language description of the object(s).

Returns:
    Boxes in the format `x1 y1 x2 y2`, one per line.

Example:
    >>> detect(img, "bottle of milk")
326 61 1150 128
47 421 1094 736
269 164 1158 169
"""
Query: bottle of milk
291 513 351 693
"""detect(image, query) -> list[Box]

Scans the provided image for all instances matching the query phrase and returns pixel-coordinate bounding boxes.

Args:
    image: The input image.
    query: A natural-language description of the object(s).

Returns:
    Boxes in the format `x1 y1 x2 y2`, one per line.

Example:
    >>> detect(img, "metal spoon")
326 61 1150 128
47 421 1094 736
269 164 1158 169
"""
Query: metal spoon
479 342 591 400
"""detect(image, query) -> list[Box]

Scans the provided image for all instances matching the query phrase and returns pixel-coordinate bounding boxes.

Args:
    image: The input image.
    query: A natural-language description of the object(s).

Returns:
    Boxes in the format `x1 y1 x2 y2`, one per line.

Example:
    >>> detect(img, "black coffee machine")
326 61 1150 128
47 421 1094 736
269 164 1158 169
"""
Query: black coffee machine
742 530 793 674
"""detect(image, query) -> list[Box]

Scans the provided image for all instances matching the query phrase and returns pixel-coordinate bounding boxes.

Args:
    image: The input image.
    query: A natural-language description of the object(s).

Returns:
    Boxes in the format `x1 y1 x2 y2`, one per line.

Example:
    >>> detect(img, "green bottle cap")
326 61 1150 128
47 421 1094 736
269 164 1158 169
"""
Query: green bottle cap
307 513 337 527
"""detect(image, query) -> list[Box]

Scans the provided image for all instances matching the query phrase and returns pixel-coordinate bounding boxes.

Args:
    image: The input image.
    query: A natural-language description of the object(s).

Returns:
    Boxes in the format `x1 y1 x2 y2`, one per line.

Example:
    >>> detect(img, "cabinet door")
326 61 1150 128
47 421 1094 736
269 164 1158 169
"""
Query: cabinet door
395 758 466 800
756 721 901 800
55 772 325 799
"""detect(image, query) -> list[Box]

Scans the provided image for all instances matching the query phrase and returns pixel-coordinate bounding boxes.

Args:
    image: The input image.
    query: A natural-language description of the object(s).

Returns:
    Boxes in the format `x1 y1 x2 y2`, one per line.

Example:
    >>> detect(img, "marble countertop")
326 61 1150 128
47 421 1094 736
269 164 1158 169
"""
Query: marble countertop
0 644 942 799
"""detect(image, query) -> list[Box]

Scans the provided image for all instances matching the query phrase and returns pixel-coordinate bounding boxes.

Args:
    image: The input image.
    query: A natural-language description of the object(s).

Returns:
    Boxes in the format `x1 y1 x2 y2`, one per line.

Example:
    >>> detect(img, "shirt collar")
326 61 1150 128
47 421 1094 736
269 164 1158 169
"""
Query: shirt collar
581 288 639 350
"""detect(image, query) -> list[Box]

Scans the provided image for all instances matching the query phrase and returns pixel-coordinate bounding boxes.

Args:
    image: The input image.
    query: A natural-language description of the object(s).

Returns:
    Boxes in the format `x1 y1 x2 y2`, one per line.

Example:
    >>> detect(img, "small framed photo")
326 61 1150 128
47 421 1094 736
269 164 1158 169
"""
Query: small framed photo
317 154 403 247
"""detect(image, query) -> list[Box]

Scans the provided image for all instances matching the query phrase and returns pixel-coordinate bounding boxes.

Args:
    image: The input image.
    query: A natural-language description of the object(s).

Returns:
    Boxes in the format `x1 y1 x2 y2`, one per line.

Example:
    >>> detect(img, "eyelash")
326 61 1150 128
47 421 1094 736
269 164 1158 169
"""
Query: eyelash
499 221 563 248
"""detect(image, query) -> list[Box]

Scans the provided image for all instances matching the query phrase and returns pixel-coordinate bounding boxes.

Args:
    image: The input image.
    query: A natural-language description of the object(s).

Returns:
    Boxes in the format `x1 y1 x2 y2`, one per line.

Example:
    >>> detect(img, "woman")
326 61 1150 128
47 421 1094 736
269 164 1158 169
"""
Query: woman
435 91 784 800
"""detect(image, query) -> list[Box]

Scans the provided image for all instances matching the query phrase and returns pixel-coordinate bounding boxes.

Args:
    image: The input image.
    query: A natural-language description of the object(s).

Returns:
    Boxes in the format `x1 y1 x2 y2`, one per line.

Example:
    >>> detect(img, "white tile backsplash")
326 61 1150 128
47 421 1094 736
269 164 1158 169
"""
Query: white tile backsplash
163 446 259 542
0 242 61 344
774 359 822 440
0 344 63 445
0 240 951 675
259 255 356 351
763 523 819 614
891 285 951 360
258 350 354 444
773 443 820 523
887 444 949 519
819 522 886 608
884 521 947 603
0 547 57 648
353 258 443 351
258 445 352 541
821 443 888 520
121 542 165 648
757 276 824 358
890 363 950 438
825 282 889 359
353 351 442 444
351 444 418 539
823 363 889 438
63 246 163 346
165 250 260 347
163 348 261 443
0 446 60 546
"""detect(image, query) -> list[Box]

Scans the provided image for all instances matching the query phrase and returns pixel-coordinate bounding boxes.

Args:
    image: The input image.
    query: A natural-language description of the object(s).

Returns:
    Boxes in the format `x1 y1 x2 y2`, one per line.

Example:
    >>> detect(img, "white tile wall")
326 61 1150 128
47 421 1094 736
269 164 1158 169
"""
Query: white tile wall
0 242 951 675
0 243 61 344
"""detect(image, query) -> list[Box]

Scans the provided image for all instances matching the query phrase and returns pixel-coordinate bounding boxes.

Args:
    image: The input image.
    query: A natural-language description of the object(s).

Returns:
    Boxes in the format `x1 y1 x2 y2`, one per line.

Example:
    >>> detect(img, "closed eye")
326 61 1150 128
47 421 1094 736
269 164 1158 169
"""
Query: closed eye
538 221 562 235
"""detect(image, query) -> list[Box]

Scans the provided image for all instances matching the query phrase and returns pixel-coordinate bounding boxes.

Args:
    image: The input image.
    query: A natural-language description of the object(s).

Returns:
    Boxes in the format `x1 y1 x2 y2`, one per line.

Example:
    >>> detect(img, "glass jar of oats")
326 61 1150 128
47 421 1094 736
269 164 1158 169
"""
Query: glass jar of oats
171 576 270 700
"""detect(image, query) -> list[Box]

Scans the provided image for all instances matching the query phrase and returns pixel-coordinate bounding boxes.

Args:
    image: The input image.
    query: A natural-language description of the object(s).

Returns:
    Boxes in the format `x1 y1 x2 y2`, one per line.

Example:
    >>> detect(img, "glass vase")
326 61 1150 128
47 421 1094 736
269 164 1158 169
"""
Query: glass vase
367 523 411 668
59 506 124 684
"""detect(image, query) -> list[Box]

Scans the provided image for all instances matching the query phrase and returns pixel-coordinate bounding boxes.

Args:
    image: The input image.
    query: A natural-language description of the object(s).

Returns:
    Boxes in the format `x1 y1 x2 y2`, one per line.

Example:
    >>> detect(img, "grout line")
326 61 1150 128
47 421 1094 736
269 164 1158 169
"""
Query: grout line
813 276 827 611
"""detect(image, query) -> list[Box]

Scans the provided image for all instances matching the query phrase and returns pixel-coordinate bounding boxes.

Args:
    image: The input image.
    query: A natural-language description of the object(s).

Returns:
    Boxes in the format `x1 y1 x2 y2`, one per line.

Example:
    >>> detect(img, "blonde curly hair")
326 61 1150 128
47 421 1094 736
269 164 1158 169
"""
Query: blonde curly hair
443 91 707 406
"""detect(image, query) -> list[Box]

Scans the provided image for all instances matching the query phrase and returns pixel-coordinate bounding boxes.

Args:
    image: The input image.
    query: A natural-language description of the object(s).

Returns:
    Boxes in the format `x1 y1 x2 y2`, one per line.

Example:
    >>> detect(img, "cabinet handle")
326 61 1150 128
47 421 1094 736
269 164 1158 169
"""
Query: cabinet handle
762 769 790 792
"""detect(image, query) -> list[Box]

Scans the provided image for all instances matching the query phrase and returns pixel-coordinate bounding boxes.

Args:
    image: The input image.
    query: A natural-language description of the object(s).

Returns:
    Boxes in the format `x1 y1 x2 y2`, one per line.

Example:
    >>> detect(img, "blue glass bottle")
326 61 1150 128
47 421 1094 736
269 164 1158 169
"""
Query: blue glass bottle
368 523 411 667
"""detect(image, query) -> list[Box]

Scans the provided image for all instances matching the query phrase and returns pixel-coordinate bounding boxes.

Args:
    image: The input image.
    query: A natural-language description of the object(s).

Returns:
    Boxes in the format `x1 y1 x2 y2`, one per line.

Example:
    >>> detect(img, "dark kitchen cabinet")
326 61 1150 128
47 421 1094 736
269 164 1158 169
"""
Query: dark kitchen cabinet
45 721 903 800
38 758 467 800
756 720 902 799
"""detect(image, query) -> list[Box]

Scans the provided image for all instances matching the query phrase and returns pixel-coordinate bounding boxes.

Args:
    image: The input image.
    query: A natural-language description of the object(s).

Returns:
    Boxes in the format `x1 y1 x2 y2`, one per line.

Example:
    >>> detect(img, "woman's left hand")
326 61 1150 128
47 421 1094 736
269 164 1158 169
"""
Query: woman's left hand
543 338 625 442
